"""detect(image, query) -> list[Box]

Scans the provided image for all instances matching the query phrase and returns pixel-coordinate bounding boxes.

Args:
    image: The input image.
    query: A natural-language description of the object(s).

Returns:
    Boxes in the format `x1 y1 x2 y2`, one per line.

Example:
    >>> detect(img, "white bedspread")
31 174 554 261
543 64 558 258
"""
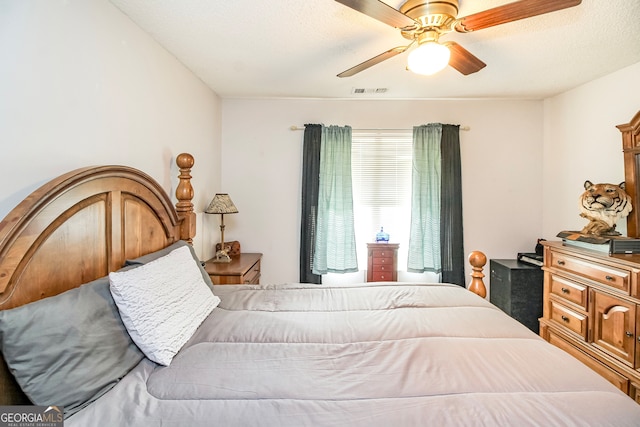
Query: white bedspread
68 283 640 426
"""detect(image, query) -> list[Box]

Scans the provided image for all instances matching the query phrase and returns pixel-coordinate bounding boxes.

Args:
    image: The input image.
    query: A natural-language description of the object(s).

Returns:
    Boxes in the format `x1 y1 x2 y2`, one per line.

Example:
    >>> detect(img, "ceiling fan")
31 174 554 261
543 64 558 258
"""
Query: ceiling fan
335 0 582 77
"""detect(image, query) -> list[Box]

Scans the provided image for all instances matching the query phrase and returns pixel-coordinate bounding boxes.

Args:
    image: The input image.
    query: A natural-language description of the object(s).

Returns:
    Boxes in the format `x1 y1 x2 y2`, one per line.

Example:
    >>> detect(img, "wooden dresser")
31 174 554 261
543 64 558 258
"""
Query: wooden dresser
204 253 262 285
366 243 399 282
539 241 640 403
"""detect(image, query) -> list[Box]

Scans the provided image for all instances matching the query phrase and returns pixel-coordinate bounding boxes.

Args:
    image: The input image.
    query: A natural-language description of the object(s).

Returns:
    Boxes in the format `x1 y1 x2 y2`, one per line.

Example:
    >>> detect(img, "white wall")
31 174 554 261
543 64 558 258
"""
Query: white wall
0 0 222 259
4 1 637 292
221 99 544 287
542 62 640 239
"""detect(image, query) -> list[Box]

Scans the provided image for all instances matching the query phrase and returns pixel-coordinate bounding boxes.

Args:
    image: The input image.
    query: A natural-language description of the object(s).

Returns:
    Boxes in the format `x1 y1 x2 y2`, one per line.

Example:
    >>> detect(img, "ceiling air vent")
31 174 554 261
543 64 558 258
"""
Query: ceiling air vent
351 88 388 94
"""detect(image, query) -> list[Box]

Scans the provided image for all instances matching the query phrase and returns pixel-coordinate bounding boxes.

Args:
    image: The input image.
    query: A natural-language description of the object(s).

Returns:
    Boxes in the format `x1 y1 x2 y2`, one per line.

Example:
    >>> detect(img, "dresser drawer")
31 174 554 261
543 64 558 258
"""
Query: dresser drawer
372 263 393 273
243 259 261 284
549 300 588 339
548 251 630 293
549 274 588 310
371 249 394 260
371 271 394 281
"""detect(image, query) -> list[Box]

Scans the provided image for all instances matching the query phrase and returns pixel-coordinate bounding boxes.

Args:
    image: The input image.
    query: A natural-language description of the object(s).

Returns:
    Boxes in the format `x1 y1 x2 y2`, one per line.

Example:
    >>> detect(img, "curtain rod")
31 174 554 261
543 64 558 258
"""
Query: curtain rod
289 125 470 131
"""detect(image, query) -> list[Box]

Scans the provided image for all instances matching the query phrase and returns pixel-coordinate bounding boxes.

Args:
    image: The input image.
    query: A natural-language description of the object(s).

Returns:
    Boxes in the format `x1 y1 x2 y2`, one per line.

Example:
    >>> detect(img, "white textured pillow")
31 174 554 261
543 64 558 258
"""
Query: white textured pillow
109 245 219 366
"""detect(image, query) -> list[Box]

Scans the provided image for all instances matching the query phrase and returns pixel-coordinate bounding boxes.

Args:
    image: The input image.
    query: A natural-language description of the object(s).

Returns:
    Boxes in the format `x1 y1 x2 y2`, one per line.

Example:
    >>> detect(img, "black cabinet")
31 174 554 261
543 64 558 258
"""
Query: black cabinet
489 259 544 333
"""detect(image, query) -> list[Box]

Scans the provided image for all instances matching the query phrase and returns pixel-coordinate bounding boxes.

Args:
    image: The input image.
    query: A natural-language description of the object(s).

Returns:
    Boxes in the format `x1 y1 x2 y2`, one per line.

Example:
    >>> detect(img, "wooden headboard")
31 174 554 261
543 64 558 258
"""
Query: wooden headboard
0 153 196 404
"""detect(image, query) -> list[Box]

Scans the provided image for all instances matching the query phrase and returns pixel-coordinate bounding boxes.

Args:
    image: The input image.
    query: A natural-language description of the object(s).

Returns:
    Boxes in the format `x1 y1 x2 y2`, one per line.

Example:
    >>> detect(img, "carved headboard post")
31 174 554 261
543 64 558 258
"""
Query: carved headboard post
175 153 196 244
618 111 640 238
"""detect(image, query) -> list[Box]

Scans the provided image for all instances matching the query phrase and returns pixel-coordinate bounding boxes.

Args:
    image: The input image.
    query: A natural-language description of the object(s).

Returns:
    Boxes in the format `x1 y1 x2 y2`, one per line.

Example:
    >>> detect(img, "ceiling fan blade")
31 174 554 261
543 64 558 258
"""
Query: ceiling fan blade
337 46 410 78
335 0 417 30
455 0 582 32
445 42 486 75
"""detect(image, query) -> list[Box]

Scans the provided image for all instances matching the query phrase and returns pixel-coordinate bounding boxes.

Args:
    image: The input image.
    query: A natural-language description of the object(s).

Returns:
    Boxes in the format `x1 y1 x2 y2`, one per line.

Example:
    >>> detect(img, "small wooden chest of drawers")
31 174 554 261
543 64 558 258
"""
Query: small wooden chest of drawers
204 253 262 285
539 241 640 402
366 243 399 282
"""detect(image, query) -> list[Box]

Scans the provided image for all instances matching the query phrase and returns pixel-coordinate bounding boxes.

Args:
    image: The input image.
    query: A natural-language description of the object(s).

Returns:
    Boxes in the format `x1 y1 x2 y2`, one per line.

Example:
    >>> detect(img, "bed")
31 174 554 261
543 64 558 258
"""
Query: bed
1 154 639 426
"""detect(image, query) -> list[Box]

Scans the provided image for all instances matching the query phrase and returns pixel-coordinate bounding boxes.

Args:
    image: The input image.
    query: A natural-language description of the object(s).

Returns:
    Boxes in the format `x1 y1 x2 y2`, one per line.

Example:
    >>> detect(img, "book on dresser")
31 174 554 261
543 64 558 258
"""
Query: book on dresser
557 230 640 254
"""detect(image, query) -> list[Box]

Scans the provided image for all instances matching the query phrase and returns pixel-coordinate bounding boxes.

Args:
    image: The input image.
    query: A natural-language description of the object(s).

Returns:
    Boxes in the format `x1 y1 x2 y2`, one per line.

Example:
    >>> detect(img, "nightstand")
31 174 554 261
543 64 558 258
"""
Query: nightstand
489 259 543 333
204 253 262 285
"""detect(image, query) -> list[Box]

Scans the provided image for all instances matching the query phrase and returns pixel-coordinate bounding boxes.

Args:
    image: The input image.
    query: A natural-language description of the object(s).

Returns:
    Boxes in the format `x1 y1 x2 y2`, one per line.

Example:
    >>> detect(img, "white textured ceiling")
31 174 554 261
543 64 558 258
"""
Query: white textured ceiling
109 0 640 99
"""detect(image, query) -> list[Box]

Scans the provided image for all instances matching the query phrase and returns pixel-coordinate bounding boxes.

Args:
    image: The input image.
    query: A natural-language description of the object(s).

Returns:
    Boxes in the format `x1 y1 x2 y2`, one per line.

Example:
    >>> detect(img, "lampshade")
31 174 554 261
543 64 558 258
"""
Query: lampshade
205 193 238 215
407 42 451 76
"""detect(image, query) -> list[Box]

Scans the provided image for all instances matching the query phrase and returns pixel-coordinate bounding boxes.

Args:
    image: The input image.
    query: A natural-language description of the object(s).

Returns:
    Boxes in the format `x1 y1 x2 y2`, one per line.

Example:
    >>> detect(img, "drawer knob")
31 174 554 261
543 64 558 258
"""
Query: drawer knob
561 315 570 323
561 287 570 294
557 260 565 266
605 275 614 281
626 331 634 338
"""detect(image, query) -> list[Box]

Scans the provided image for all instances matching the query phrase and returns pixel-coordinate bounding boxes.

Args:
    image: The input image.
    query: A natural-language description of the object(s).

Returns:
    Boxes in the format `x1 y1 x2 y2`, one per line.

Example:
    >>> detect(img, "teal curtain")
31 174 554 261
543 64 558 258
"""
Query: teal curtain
312 125 358 274
407 124 442 273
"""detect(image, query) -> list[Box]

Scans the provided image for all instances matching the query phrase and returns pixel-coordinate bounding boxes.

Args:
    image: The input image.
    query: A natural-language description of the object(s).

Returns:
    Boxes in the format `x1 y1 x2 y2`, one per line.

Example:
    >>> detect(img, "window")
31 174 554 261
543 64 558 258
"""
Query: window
322 128 440 284
351 130 413 273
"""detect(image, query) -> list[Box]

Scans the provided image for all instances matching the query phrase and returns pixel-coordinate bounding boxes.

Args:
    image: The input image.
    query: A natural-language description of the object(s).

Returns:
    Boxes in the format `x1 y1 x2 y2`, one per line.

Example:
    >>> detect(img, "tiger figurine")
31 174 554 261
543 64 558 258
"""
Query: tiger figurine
579 180 633 236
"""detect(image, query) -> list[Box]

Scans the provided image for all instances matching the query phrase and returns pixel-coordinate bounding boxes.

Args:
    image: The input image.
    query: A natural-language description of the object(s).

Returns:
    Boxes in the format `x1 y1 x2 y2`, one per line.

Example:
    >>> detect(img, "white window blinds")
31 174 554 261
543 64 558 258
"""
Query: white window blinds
351 130 413 268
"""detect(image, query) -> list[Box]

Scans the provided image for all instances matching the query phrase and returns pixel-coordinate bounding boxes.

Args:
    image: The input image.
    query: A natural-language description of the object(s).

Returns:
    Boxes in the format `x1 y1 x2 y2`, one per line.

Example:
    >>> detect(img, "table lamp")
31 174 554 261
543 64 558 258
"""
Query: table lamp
205 193 238 263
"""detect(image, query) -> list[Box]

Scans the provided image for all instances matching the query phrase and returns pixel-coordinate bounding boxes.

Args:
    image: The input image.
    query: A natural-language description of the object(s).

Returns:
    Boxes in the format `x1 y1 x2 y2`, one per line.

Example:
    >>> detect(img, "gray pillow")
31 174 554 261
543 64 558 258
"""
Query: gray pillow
0 274 144 417
125 239 214 290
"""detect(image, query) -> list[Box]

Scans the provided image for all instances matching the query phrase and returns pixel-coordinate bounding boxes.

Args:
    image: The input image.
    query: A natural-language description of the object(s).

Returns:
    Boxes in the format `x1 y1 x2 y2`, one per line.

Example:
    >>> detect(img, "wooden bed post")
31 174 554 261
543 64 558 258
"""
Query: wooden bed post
468 251 487 298
175 153 196 244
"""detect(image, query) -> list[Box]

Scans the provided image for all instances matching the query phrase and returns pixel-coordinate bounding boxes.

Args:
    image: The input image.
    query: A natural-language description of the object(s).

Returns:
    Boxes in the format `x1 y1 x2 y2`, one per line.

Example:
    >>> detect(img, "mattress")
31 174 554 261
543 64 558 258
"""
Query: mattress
67 282 640 426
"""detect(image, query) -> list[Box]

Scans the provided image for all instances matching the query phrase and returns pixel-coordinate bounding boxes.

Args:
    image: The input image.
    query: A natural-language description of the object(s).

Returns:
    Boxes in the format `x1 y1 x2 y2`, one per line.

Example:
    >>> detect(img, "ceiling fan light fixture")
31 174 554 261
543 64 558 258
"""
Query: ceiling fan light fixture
335 0 583 78
407 41 450 75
